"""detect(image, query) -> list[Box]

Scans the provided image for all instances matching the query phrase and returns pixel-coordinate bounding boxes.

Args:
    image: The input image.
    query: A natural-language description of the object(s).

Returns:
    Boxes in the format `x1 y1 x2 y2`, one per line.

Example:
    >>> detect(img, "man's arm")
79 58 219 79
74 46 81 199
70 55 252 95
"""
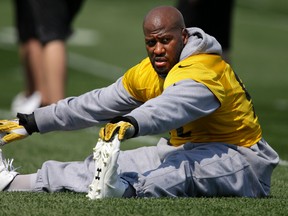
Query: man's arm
32 78 143 133
125 79 220 137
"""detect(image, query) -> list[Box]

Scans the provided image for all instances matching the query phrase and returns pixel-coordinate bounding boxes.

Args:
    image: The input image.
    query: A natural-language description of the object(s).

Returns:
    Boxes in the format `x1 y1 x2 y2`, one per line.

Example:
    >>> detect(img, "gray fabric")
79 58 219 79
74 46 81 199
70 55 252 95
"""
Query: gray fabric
119 138 279 197
180 27 222 61
34 78 142 133
34 156 95 193
127 80 220 136
33 28 221 136
33 138 279 197
34 78 219 138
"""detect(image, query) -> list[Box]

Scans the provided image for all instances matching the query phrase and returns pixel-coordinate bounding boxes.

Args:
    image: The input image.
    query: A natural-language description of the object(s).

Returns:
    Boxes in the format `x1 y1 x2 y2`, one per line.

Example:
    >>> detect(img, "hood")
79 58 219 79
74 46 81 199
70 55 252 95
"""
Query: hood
180 27 222 61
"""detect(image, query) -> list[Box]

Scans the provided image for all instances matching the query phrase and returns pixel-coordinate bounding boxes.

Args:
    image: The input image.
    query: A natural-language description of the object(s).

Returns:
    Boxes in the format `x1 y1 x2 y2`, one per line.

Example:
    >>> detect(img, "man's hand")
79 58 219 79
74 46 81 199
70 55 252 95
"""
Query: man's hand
99 121 135 141
0 119 29 145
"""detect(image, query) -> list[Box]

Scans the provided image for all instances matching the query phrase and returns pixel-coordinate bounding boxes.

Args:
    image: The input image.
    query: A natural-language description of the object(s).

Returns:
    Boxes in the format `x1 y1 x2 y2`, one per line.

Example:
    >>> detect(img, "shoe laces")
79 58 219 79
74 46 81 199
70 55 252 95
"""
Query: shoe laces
0 158 17 173
93 140 113 166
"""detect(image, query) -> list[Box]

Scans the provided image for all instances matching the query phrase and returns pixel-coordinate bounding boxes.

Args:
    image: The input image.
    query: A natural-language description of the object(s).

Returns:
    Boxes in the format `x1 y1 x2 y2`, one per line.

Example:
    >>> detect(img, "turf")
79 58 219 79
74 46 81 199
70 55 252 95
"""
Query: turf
0 0 287 215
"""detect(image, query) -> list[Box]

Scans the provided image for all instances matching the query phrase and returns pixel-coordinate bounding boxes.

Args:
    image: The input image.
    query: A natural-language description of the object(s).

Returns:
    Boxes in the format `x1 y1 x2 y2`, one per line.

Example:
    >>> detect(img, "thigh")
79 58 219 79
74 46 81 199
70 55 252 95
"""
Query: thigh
118 138 184 178
118 146 161 182
133 143 267 197
14 0 37 42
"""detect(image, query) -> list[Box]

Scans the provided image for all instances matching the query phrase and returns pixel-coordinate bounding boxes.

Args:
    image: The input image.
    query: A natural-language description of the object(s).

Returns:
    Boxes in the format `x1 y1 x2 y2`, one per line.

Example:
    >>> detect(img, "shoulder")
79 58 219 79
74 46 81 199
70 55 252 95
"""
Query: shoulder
123 57 154 86
165 54 225 87
165 54 227 102
122 58 164 101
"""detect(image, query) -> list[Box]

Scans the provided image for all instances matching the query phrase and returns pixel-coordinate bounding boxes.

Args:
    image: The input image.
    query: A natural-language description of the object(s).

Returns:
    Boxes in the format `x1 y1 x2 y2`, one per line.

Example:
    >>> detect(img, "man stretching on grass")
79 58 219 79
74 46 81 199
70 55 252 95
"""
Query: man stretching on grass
0 6 279 198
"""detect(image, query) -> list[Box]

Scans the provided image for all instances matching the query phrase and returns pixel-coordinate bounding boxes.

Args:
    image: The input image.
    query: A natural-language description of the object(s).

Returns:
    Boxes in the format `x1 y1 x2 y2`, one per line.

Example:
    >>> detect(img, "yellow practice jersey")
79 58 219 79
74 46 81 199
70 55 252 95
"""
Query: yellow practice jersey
122 54 262 147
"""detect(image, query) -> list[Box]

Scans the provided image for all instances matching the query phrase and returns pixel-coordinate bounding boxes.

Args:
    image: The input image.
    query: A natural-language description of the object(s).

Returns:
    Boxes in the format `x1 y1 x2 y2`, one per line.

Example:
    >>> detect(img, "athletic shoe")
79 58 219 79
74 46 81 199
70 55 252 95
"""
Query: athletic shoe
87 136 127 199
11 91 42 115
0 149 18 191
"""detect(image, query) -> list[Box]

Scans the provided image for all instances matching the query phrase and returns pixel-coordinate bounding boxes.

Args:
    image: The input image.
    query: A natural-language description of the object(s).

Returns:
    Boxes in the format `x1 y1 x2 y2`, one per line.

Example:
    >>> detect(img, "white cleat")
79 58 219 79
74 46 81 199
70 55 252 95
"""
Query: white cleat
87 136 127 199
0 149 18 191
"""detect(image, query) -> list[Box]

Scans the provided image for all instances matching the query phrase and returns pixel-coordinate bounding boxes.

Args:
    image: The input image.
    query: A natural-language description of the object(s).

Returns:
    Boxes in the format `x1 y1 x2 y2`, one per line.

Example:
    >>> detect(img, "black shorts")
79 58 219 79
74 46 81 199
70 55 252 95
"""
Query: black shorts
14 0 85 44
177 0 235 50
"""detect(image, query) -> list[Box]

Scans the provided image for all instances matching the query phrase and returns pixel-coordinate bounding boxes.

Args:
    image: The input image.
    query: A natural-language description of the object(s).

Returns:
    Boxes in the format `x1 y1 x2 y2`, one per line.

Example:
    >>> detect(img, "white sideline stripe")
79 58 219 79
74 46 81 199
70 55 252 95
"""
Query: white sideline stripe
0 27 100 47
68 28 100 46
279 159 288 167
68 52 125 81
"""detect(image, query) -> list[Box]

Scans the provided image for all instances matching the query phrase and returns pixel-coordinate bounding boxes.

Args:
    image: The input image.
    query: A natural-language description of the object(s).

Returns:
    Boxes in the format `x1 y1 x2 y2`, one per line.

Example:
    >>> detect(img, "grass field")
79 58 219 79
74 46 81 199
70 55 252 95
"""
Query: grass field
0 0 288 215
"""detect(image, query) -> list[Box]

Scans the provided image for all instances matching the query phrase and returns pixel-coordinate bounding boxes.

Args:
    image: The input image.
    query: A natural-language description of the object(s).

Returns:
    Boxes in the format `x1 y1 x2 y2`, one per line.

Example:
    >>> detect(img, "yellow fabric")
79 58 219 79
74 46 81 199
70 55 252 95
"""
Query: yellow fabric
0 119 28 145
3 133 27 143
122 55 262 147
122 58 164 102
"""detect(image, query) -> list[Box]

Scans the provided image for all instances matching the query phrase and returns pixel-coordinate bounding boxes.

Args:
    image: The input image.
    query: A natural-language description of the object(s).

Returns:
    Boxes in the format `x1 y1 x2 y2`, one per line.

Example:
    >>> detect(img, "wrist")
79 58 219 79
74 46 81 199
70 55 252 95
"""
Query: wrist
17 113 39 135
110 116 138 137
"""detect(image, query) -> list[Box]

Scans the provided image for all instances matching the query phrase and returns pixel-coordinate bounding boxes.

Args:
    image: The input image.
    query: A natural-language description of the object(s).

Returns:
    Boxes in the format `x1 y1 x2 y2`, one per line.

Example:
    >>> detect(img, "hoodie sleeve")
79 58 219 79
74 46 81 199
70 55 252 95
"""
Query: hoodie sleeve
125 79 220 136
33 77 143 133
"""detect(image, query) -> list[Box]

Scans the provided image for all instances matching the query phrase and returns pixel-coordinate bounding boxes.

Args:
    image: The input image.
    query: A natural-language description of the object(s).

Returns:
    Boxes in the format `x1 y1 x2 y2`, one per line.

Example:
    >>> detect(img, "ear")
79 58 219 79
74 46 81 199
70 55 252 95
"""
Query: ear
182 28 189 45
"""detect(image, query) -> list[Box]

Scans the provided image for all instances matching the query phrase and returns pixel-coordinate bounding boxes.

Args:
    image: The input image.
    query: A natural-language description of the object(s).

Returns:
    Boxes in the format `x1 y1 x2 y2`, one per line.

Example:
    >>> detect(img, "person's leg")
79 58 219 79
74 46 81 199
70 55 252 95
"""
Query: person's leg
28 0 84 105
42 40 66 104
0 147 95 193
11 39 43 114
115 138 278 198
6 174 37 192
21 39 44 97
129 141 278 198
31 156 95 193
87 137 174 199
11 0 43 114
7 158 95 193
27 0 69 105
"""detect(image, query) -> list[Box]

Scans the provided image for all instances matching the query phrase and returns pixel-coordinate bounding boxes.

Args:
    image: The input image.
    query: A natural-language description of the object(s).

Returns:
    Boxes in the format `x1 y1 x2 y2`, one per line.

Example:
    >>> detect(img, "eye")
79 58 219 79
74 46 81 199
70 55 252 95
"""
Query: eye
161 37 171 44
145 39 156 47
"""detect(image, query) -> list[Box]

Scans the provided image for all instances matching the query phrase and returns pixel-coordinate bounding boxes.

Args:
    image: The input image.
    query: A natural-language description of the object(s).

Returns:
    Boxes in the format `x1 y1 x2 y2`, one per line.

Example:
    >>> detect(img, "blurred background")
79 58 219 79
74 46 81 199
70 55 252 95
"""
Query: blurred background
0 0 287 170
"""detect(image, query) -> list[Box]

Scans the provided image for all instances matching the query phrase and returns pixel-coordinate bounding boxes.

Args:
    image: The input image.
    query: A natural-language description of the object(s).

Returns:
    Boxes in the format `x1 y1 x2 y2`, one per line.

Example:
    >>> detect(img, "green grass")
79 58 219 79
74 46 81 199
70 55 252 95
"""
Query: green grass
0 0 288 215
1 190 288 216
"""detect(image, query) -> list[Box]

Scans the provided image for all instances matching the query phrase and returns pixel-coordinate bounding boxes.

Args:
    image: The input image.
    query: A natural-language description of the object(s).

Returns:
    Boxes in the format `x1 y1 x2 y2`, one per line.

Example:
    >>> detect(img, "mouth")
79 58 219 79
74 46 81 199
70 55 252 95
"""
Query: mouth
154 57 167 68
152 57 169 76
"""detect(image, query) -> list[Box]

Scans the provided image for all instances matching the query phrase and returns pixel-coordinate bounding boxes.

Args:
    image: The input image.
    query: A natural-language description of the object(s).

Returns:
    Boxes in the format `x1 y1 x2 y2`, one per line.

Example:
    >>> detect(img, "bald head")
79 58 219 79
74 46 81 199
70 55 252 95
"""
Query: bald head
142 6 189 77
143 6 186 33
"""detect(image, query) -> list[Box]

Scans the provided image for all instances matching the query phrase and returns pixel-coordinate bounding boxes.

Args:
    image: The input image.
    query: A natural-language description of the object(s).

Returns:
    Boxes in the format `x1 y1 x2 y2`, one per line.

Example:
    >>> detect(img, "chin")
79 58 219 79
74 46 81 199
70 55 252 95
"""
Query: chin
155 70 169 78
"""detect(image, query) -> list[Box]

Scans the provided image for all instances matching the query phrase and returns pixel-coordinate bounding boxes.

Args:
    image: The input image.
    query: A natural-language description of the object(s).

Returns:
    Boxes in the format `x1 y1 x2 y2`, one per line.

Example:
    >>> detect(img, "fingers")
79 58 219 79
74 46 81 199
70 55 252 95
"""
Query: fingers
0 119 19 131
118 122 135 140
99 123 119 141
0 119 29 145
99 121 135 141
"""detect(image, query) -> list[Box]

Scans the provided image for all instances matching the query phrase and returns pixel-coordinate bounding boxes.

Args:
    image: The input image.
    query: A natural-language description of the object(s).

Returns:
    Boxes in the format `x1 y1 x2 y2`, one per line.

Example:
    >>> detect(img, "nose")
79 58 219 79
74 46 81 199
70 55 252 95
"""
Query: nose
154 42 165 55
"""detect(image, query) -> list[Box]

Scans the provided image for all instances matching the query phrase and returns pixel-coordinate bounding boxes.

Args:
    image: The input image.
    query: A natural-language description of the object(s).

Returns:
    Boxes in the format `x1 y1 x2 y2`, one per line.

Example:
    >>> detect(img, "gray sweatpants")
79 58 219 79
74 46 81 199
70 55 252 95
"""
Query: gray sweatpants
33 138 279 197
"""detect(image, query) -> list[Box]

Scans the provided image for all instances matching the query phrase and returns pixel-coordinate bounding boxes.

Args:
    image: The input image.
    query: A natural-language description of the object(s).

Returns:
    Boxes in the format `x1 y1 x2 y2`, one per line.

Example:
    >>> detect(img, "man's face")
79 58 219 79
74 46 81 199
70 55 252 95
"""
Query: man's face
144 25 188 77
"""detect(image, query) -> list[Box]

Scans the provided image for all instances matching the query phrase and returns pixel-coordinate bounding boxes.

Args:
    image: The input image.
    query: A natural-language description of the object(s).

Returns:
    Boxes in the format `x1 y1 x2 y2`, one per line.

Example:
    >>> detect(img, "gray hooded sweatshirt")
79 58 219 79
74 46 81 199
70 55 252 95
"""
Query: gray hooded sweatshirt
34 27 222 137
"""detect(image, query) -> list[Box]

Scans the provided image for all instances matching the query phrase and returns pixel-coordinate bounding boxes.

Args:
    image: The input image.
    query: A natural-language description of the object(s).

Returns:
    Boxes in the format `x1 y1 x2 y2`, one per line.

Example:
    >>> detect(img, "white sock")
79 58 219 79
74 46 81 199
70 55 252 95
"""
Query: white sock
6 173 37 192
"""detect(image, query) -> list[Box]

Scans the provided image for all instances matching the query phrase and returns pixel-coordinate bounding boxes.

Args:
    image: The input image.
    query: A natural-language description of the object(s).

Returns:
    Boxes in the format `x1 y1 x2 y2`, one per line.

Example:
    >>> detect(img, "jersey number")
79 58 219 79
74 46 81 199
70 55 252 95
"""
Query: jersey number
233 71 256 118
